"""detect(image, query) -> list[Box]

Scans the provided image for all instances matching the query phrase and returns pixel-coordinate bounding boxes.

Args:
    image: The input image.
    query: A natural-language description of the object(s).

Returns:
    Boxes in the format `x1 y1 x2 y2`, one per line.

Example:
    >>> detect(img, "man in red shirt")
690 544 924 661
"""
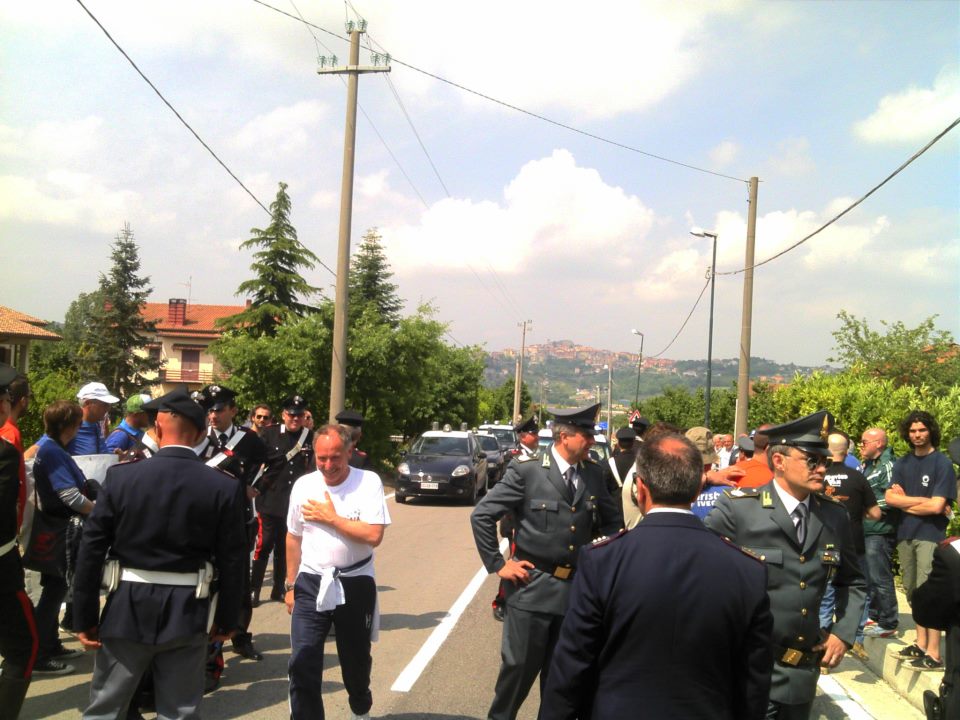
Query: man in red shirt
736 425 774 489
0 374 29 530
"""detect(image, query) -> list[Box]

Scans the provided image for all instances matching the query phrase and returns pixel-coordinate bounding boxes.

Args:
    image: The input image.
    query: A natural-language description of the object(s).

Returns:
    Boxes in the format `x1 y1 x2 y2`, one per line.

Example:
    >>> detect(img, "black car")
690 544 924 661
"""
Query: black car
396 429 488 505
477 432 506 489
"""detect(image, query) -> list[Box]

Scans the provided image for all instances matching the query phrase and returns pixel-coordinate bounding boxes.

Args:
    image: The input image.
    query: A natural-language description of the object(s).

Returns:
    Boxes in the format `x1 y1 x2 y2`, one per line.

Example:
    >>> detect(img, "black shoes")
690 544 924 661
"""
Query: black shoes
232 639 264 661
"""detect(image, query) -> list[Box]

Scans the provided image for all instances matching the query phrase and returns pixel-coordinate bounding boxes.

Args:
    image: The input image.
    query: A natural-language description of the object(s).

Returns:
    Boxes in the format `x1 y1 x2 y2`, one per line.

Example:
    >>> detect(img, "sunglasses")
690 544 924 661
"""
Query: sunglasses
792 451 827 471
255 414 271 420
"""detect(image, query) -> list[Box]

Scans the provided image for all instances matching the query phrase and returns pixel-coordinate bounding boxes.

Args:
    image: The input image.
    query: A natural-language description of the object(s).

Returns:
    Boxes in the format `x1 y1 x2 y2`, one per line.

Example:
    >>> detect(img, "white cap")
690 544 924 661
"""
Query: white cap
77 382 120 404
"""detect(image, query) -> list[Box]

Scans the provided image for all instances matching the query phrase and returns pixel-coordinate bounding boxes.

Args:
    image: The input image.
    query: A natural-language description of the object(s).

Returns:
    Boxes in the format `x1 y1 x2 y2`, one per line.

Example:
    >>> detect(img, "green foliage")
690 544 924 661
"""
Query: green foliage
219 182 321 337
829 311 959 393
19 369 78 446
478 378 531 424
348 228 402 327
639 385 736 432
83 224 161 398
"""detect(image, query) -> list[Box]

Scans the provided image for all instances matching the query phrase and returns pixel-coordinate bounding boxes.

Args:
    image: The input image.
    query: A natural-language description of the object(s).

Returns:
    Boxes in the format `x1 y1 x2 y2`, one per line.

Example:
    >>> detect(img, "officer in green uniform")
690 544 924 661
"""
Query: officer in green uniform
705 410 867 720
471 403 621 720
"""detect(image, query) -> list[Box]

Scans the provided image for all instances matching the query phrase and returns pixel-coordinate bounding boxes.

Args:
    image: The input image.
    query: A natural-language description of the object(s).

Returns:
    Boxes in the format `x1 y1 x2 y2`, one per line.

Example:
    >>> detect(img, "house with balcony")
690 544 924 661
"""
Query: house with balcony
0 305 62 371
139 298 248 394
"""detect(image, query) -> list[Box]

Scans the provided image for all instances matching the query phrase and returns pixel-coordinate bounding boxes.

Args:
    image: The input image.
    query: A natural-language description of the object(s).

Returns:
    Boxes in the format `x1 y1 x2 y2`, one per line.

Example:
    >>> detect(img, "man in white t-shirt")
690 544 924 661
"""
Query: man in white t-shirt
284 424 391 720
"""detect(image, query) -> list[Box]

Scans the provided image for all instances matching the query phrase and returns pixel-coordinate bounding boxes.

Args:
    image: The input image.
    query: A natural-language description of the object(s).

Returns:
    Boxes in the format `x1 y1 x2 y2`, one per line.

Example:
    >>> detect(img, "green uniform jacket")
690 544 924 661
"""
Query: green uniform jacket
471 450 621 616
705 481 867 705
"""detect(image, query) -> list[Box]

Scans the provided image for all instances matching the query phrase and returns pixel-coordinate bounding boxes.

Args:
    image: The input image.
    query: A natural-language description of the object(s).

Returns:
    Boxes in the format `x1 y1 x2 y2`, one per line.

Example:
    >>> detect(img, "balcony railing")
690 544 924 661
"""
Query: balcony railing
159 368 216 384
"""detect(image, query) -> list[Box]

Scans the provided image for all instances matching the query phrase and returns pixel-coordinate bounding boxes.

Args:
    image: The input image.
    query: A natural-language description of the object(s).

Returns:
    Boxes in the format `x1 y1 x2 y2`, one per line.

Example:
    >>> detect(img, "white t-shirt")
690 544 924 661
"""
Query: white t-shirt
287 467 391 576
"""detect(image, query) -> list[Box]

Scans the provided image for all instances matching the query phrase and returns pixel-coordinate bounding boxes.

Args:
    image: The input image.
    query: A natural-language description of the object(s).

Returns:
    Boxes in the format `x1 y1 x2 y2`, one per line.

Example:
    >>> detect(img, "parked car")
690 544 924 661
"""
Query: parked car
478 424 518 452
477 432 506 488
395 426 488 505
537 429 612 464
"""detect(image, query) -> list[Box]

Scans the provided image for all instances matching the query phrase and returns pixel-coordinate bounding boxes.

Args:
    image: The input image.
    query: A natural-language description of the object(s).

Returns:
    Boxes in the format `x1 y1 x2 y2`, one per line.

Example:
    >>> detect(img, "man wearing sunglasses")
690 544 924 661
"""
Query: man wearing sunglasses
706 410 866 720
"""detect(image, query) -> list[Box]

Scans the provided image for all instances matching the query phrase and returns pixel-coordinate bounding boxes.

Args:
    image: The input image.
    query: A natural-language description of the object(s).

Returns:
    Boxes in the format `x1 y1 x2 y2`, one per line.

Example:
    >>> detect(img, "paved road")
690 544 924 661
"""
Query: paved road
22 494 923 719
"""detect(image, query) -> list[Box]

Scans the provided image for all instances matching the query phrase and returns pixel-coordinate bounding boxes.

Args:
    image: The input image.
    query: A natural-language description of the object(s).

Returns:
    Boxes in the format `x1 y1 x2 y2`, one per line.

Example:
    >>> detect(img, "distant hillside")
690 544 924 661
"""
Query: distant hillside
484 341 834 407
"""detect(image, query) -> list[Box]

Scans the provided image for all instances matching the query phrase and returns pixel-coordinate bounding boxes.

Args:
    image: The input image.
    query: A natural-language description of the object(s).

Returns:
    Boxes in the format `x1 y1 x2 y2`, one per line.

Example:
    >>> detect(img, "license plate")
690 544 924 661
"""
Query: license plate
421 481 439 490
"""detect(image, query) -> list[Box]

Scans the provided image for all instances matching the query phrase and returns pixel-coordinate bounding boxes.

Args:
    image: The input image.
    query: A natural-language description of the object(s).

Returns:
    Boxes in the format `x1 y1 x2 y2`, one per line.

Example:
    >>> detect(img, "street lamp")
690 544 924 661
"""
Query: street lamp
603 364 612 433
690 228 718 428
631 329 644 408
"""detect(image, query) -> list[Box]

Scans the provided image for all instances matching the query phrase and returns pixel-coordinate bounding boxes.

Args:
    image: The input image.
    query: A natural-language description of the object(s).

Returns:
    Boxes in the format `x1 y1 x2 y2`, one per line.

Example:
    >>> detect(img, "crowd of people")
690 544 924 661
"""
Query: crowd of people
1 361 958 720
0 366 386 720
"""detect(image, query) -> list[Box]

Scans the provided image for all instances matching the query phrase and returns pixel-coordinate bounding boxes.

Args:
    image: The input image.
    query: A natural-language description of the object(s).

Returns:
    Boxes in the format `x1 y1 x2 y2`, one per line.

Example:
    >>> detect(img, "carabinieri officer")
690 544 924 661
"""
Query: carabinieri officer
705 410 866 720
471 403 621 720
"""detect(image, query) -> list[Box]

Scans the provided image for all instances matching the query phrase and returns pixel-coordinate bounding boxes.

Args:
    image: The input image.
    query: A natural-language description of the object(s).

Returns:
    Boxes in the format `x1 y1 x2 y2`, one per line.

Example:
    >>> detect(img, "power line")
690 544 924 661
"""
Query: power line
251 0 748 183
647 277 711 359
75 0 338 279
717 115 960 276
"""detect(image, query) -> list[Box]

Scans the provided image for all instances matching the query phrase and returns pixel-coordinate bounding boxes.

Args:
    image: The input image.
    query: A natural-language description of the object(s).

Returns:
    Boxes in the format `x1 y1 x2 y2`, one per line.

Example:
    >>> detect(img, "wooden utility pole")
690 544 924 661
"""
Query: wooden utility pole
318 22 389 422
734 176 759 438
512 320 532 422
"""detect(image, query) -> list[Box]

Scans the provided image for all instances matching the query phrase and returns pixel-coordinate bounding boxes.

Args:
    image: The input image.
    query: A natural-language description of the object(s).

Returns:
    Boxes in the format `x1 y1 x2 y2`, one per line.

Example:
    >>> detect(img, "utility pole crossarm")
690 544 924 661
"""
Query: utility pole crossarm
317 66 391 75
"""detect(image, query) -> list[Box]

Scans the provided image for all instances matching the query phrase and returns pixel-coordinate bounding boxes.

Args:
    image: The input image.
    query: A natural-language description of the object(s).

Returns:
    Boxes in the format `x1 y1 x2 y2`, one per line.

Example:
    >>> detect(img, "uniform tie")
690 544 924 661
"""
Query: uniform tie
219 432 229 447
564 467 576 499
792 503 808 545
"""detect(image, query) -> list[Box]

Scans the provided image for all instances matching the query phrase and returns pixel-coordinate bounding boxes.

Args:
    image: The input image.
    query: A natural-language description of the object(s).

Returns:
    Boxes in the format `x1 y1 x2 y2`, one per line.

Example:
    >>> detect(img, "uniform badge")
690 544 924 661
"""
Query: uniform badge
761 490 774 508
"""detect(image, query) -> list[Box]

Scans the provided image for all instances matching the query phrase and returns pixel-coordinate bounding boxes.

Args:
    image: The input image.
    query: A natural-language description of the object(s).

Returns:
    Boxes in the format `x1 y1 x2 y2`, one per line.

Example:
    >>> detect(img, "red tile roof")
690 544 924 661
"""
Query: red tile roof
0 306 62 341
140 302 247 340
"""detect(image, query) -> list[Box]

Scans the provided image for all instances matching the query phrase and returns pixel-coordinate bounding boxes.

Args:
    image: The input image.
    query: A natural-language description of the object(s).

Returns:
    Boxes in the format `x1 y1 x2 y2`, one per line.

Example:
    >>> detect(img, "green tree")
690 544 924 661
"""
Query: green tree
349 228 403 327
219 182 321 337
85 224 161 398
829 311 959 392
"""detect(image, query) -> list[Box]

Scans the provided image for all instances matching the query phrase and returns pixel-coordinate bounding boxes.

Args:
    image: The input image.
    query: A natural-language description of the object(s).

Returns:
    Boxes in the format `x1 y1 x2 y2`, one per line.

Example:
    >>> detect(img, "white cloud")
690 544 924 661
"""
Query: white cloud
768 136 814 176
709 139 739 168
855 65 960 143
230 101 328 156
383 149 656 272
0 117 103 161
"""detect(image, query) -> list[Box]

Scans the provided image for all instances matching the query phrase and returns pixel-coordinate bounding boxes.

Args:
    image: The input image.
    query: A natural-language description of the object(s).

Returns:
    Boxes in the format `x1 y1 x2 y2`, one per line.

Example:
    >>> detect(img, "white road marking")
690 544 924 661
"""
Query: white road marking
391 537 508 692
818 674 876 719
384 492 395 501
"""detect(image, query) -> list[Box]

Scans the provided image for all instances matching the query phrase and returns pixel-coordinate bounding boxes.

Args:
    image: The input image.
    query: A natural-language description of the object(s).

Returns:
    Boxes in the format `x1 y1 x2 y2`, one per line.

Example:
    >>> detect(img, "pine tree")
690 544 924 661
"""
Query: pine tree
348 227 403 327
219 182 321 336
87 223 161 397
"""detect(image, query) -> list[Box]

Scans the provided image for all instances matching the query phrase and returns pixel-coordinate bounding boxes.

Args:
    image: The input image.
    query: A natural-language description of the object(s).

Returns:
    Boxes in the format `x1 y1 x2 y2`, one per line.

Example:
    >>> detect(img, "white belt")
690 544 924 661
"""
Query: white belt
0 537 16 557
121 568 197 586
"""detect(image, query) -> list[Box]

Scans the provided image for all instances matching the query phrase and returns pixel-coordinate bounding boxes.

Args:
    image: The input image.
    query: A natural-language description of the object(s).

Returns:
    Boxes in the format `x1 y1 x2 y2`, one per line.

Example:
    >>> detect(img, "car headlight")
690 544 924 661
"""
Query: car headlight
397 462 410 475
451 464 470 477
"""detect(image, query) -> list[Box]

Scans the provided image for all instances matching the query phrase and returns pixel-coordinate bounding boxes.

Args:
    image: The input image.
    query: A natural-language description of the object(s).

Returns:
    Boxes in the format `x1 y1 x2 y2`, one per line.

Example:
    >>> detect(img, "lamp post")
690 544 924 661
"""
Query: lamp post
603 364 612 432
631 329 644 408
690 228 718 428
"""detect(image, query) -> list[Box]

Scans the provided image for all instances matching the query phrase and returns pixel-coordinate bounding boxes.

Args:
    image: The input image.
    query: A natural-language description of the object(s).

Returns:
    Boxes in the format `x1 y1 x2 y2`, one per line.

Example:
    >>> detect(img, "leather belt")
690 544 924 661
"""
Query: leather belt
774 645 822 668
120 568 198 586
513 551 576 581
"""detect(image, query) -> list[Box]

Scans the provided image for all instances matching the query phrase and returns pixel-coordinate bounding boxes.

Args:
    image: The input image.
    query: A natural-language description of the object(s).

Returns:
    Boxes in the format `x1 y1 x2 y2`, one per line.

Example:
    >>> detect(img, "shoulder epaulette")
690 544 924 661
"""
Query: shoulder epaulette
516 453 536 463
723 487 760 499
719 535 765 563
589 529 628 548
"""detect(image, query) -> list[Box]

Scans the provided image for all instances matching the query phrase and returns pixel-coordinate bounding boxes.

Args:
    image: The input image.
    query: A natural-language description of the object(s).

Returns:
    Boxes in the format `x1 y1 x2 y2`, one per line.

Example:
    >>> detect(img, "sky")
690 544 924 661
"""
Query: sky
2 0 958 367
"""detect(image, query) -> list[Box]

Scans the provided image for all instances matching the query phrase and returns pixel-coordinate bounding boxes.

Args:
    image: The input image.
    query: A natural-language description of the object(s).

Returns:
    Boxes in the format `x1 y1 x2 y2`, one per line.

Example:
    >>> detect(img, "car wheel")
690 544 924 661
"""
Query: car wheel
395 494 407 504
465 477 480 506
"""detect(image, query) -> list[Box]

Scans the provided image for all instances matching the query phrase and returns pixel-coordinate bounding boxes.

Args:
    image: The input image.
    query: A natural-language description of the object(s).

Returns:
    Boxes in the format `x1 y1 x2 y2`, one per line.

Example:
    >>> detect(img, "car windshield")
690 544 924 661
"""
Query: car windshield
588 444 611 463
478 435 500 452
411 436 469 456
489 429 516 447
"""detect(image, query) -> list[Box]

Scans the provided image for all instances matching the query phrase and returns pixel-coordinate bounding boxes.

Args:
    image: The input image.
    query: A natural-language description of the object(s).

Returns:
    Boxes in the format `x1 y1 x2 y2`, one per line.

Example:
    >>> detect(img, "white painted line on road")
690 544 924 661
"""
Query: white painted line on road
391 537 508 693
384 492 395 501
818 674 875 720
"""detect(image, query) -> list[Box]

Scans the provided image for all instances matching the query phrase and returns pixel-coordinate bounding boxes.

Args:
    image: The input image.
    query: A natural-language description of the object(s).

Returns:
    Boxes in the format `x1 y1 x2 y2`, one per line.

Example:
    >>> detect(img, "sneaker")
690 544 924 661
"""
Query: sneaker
864 619 877 627
348 714 371 720
910 655 944 671
33 658 75 675
49 644 83 660
863 624 897 638
898 643 925 659
849 642 869 662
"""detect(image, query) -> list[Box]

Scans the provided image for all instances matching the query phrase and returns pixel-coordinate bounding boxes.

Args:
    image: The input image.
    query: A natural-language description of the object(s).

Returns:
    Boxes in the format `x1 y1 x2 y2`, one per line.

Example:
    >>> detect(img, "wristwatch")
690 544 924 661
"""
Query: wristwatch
284 580 295 592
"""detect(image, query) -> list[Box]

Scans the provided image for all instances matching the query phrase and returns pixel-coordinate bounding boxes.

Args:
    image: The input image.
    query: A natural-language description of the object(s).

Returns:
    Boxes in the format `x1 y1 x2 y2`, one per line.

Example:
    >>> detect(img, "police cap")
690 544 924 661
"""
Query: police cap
282 395 308 415
143 389 206 432
335 409 364 427
196 384 237 411
615 426 637 443
549 403 600 432
631 415 651 433
514 416 539 435
765 410 834 455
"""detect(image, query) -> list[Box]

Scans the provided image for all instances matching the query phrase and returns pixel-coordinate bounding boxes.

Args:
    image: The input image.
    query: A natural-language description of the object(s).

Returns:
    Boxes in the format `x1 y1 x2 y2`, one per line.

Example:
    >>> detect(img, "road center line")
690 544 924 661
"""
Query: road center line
391 537 508 693
817 674 875 720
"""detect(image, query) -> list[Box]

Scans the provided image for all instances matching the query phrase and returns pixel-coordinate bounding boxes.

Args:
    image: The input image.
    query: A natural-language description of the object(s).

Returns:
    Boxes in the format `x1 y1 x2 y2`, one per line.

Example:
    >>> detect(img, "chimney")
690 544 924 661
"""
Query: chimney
168 298 187 326
245 299 252 308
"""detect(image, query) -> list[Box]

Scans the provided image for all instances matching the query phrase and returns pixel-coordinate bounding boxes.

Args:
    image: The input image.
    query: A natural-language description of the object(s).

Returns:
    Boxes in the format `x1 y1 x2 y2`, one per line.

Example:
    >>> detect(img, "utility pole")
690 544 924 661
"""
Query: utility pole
735 177 759 437
319 21 390 422
512 320 532 422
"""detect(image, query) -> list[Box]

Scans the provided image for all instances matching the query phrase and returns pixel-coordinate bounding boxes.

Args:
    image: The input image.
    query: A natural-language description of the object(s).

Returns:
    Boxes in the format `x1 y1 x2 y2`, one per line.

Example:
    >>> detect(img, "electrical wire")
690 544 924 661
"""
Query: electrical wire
251 0 748 183
75 0 338 279
717 115 960 276
646 277 711 359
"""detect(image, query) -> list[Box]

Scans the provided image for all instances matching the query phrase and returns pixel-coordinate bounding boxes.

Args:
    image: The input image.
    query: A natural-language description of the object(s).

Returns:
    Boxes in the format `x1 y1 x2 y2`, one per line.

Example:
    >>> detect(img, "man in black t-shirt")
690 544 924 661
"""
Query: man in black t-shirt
819 432 879 661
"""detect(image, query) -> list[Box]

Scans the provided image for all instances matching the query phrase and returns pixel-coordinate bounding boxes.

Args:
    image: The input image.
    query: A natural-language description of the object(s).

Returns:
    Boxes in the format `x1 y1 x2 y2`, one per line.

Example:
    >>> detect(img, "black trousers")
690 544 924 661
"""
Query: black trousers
251 513 286 599
0 588 37 678
289 573 376 720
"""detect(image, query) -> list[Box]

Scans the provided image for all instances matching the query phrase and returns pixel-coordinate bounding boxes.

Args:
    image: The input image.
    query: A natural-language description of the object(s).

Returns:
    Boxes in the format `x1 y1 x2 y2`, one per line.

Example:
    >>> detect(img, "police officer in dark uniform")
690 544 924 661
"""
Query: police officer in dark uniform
250 395 315 606
602 426 637 520
196 385 269 670
72 389 248 720
0 363 36 719
471 403 621 720
705 410 867 720
335 408 369 469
